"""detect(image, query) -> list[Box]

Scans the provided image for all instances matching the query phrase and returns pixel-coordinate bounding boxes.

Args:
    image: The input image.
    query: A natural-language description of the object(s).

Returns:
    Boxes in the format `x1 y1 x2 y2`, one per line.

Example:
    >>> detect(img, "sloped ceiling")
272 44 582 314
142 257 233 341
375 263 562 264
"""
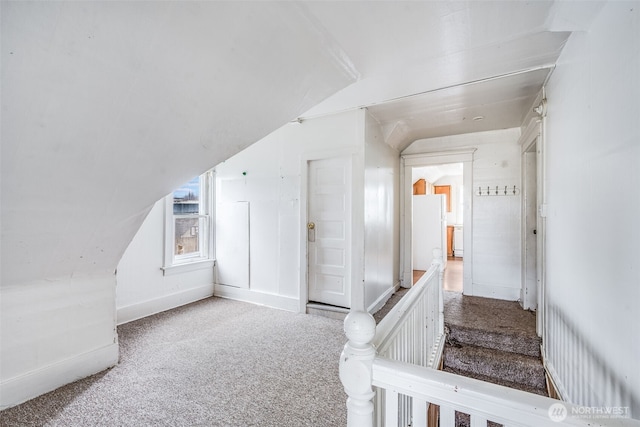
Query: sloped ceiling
1 1 356 285
1 1 598 286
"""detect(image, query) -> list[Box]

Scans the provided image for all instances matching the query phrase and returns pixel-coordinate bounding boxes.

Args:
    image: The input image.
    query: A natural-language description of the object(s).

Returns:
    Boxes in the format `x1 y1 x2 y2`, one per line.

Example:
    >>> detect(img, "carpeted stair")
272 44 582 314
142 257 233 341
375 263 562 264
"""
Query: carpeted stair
442 292 547 426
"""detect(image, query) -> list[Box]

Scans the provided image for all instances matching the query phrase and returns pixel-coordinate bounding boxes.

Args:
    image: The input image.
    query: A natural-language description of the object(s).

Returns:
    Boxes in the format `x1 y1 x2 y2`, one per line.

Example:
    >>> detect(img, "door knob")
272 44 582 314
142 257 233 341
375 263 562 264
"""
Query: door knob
308 222 315 230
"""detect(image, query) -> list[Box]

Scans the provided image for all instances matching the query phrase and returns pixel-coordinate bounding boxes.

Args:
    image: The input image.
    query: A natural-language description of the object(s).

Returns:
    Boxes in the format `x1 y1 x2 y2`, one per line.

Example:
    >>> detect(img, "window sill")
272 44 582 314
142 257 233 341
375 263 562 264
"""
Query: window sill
161 259 215 276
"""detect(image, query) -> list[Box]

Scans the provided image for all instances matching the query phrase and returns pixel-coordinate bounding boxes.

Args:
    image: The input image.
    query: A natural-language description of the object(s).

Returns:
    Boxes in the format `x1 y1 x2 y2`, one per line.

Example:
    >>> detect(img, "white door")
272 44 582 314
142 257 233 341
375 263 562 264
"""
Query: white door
307 156 352 308
412 195 446 271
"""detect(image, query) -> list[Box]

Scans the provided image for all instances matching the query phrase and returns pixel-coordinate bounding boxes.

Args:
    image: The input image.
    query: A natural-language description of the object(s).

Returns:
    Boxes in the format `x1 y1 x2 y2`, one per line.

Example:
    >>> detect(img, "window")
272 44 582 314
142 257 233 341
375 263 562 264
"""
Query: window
162 170 214 274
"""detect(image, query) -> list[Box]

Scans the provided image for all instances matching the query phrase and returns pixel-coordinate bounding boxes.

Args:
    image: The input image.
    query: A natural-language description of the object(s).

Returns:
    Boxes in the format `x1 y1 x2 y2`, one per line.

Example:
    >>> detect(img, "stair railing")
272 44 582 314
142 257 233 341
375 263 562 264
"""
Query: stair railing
339 251 640 427
340 249 445 427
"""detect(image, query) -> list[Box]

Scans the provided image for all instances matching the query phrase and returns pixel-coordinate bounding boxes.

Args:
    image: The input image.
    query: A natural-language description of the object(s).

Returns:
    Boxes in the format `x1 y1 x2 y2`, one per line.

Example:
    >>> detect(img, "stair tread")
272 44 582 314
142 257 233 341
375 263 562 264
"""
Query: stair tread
444 291 540 357
444 343 546 390
446 323 541 357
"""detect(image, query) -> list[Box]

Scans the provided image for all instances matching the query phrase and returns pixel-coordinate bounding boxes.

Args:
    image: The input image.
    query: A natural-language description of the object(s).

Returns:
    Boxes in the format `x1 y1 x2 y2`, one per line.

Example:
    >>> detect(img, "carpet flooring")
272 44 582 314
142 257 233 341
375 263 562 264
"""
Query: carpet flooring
0 297 348 427
442 291 546 427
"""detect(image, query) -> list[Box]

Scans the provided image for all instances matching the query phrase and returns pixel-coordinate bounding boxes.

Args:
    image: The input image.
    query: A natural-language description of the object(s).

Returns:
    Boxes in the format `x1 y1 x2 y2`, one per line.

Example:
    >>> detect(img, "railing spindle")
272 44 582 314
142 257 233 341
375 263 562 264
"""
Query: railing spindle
412 397 427 426
385 390 399 427
439 405 456 427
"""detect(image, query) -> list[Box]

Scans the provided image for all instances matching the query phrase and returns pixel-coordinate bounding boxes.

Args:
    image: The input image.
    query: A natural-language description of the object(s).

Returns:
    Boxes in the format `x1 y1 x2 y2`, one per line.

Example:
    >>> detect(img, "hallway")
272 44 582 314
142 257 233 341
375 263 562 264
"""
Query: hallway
413 257 463 291
444 258 463 292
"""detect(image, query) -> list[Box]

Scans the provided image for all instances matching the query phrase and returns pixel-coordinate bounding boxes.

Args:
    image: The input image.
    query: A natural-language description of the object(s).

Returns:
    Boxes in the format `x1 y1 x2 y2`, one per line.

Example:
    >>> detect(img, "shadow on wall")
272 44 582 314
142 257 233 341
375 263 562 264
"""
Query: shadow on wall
546 303 639 418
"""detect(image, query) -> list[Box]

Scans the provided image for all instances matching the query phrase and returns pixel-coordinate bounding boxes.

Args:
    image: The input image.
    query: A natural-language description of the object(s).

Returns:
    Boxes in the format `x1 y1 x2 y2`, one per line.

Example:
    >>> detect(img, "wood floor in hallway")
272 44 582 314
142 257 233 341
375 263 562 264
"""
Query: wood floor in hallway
413 257 463 292
444 257 463 292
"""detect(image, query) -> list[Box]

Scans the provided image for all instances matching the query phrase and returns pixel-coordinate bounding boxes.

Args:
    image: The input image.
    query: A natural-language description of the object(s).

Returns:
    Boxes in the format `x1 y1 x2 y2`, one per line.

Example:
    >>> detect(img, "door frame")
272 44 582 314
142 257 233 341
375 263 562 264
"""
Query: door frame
299 147 362 314
519 111 546 336
521 137 538 310
400 149 475 294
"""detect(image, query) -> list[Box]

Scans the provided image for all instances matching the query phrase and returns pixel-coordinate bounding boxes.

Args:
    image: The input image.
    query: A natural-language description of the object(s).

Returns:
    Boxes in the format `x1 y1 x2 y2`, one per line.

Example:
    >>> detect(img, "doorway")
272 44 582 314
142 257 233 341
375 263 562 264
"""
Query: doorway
401 149 475 295
411 163 464 292
306 156 352 309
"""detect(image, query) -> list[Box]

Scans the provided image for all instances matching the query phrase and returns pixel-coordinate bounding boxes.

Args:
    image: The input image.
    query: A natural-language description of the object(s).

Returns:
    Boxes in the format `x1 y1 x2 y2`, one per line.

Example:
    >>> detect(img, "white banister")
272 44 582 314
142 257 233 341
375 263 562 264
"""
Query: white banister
339 247 640 426
372 357 640 426
339 311 377 427
373 249 445 368
340 249 445 427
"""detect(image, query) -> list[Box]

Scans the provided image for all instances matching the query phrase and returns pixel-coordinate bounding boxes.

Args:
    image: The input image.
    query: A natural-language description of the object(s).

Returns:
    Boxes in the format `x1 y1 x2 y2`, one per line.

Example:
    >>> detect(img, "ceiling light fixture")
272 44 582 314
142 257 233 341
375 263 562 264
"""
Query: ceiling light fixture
472 115 484 121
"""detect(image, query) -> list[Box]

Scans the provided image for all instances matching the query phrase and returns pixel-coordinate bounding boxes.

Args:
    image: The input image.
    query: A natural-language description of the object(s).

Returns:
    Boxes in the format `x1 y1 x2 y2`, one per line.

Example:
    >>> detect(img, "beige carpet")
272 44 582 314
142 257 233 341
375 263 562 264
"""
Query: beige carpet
0 297 348 427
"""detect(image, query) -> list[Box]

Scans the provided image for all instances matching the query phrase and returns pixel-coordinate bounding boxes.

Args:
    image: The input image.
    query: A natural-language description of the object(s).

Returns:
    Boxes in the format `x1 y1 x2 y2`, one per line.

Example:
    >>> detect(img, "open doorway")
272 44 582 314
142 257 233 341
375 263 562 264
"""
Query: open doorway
401 150 474 295
411 163 464 292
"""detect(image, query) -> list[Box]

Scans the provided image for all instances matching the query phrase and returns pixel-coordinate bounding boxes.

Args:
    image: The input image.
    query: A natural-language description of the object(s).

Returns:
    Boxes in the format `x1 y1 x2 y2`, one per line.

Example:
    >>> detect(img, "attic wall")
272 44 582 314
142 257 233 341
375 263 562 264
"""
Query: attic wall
0 1 355 408
115 200 214 325
543 2 639 415
0 276 118 410
214 110 364 311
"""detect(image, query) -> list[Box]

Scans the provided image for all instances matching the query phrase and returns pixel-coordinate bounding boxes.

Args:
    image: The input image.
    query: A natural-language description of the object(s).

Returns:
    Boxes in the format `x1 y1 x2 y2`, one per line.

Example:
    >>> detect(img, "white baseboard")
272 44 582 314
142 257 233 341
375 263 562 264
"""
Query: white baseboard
117 284 214 325
472 283 520 301
543 357 569 401
214 283 299 312
367 282 401 314
0 342 119 410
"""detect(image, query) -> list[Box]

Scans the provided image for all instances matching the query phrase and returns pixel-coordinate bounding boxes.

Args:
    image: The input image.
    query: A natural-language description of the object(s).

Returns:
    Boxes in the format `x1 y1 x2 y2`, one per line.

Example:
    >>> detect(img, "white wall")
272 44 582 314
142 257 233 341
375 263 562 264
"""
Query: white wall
363 110 401 312
0 277 119 410
404 128 522 300
544 2 639 416
0 2 355 408
214 110 364 311
214 109 399 314
115 201 215 325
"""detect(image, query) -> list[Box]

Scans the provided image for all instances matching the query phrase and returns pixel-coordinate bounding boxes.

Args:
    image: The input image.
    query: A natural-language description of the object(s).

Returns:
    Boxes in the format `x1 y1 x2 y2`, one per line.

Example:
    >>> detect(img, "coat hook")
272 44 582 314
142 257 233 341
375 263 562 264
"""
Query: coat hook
513 185 516 195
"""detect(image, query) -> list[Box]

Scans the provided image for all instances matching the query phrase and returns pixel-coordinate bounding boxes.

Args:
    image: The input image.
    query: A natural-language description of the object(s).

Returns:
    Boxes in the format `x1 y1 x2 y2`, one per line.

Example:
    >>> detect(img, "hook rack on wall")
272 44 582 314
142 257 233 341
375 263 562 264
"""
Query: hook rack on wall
476 185 520 196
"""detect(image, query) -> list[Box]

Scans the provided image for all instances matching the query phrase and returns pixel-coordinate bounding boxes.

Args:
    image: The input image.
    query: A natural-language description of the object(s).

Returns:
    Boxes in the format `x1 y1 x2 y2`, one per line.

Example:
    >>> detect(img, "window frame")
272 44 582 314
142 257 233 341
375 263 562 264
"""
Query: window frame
162 170 215 276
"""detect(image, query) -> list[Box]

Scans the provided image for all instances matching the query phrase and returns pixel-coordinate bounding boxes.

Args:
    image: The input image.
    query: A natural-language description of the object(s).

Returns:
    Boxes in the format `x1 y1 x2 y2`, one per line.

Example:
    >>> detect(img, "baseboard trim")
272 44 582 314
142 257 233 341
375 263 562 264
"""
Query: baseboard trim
367 282 401 314
0 342 119 410
117 284 214 325
214 284 299 312
543 358 569 402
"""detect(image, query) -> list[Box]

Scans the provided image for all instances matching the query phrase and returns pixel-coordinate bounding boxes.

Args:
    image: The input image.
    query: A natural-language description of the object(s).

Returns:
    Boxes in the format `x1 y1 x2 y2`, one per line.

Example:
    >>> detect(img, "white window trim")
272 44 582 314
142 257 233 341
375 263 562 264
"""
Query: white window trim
161 170 215 276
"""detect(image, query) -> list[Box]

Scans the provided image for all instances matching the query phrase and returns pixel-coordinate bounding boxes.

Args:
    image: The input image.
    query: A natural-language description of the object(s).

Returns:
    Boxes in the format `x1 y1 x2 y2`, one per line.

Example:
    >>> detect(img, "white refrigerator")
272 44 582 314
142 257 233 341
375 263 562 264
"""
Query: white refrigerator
412 194 447 271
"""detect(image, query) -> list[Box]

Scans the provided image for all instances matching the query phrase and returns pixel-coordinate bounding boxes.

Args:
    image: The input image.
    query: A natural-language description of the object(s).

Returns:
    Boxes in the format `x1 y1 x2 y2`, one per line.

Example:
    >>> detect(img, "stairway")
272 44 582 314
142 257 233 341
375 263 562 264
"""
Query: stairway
442 291 547 426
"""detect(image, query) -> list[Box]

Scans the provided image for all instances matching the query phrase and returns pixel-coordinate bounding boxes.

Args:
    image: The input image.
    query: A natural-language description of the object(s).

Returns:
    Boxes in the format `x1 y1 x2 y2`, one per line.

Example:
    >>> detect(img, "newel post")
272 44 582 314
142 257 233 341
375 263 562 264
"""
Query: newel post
432 248 445 335
339 311 376 427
